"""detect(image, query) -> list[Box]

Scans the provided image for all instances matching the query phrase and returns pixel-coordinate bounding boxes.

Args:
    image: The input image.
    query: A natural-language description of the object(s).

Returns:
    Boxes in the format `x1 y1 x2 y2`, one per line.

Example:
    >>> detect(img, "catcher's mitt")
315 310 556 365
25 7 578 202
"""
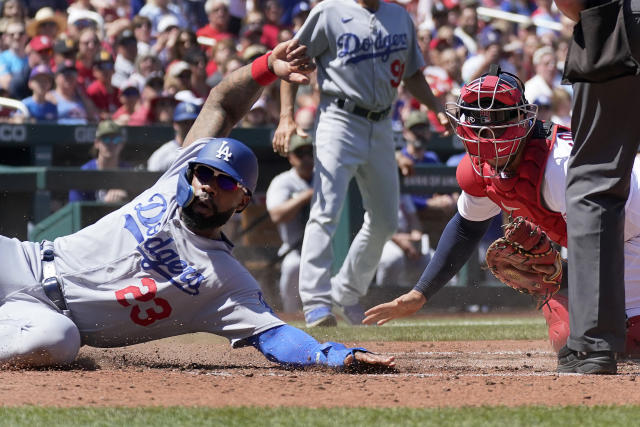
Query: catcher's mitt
485 216 562 306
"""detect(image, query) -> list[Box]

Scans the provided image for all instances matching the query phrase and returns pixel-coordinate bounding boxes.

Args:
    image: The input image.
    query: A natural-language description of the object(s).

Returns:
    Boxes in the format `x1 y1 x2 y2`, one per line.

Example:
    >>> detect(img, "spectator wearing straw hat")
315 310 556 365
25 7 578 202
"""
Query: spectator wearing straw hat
26 7 66 40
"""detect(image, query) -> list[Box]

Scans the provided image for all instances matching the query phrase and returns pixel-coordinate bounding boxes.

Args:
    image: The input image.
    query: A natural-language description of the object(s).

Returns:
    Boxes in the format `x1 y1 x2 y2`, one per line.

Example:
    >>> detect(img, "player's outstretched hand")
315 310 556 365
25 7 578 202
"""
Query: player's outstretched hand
363 290 427 326
343 351 396 372
269 39 315 85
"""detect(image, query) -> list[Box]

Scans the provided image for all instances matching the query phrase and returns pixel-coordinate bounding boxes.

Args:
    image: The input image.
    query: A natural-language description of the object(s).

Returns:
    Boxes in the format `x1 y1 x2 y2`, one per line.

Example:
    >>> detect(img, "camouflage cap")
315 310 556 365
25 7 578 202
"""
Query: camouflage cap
95 120 123 139
289 134 313 153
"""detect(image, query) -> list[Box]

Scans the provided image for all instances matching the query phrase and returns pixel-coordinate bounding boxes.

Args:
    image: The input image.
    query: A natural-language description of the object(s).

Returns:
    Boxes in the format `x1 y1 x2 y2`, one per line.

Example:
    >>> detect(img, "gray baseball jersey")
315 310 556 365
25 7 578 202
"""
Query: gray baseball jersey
2 139 284 351
266 168 312 257
295 0 424 111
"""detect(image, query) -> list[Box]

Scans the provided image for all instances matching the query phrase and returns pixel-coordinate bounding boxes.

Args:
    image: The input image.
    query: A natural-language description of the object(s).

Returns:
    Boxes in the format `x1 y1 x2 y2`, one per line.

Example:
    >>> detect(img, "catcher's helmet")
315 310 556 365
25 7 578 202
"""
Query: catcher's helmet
176 137 258 207
445 65 537 176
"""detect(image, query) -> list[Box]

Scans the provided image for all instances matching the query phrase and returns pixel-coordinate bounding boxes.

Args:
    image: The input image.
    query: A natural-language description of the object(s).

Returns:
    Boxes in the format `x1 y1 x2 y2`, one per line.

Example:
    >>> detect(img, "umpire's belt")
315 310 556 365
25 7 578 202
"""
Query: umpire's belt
40 241 70 316
335 98 390 121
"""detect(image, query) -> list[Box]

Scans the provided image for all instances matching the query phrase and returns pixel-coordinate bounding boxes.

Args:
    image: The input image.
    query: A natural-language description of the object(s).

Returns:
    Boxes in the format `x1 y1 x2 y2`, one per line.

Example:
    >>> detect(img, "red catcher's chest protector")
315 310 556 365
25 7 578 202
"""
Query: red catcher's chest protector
456 121 568 247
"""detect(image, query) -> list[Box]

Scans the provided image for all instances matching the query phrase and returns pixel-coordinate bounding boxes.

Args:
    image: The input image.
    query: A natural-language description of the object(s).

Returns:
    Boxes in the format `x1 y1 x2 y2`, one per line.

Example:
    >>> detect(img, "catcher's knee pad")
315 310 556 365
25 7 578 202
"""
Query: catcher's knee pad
541 294 569 353
625 316 640 357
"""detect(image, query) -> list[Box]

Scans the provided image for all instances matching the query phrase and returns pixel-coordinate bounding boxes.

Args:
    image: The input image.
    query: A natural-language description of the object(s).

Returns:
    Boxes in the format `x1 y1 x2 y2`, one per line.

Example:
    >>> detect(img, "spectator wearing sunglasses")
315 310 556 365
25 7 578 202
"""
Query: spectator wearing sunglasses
76 27 103 91
0 21 28 91
69 120 131 203
87 50 120 119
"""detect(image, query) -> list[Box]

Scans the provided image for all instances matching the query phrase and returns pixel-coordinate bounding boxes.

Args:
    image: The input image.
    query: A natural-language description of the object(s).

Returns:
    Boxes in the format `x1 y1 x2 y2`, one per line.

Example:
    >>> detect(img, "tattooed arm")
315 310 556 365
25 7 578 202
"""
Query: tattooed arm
182 39 314 148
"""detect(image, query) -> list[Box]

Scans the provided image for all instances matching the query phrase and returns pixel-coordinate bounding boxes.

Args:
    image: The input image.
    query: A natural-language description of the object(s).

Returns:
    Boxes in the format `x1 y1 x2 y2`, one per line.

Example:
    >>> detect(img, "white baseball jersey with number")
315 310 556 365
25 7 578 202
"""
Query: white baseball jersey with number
0 140 284 361
456 130 640 318
293 0 426 314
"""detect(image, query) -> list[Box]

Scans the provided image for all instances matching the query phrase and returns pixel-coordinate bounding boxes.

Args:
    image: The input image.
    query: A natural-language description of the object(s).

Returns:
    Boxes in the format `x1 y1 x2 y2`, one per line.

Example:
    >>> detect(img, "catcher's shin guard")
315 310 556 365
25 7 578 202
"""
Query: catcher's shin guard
541 293 569 353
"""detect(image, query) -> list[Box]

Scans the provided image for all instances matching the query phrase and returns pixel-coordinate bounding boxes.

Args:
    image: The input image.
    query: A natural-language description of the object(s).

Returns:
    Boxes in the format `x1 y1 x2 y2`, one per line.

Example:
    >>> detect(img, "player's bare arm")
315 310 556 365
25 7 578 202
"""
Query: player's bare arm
363 290 427 326
183 39 314 148
268 188 314 224
403 70 450 136
272 80 302 157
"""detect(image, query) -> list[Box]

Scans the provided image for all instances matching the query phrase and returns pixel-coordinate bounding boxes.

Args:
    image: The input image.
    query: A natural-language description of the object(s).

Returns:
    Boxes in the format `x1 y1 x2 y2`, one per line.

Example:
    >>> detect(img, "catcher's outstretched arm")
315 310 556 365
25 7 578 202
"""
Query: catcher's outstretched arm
414 212 492 299
364 213 492 326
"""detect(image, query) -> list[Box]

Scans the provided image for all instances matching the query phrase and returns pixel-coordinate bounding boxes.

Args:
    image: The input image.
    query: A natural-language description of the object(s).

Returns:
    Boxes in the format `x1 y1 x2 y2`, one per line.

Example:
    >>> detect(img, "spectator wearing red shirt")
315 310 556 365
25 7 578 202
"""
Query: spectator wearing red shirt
261 0 284 49
112 79 140 125
127 75 164 126
75 27 101 92
87 50 121 120
196 0 234 45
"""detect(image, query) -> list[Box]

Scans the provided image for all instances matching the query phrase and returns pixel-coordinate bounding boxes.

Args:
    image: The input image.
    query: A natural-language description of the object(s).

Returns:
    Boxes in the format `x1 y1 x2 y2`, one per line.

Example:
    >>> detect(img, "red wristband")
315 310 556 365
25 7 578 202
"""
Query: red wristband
251 51 278 86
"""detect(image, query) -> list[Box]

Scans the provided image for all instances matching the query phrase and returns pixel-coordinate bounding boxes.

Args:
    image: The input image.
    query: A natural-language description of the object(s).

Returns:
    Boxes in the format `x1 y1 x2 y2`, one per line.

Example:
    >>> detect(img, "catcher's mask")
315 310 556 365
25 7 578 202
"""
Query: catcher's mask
445 64 538 177
176 137 258 210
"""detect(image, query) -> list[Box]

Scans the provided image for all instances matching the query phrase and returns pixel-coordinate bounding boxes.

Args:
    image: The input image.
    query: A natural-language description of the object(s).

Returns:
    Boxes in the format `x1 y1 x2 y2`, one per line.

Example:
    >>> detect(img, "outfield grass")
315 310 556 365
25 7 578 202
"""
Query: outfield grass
2 406 640 427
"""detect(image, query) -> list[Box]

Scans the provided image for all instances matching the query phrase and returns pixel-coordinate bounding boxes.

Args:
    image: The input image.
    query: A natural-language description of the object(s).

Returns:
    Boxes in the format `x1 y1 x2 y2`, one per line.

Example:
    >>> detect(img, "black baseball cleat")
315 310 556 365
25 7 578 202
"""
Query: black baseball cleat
557 345 617 374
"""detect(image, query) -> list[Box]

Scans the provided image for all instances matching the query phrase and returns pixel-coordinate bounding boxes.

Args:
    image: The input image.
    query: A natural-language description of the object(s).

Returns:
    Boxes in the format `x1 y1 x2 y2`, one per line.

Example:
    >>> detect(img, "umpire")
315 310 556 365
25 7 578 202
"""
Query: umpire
555 0 640 374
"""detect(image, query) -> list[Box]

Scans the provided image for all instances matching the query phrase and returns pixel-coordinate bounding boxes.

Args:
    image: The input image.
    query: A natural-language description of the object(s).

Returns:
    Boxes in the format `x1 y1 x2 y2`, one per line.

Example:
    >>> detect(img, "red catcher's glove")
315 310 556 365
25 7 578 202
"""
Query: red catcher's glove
485 216 562 306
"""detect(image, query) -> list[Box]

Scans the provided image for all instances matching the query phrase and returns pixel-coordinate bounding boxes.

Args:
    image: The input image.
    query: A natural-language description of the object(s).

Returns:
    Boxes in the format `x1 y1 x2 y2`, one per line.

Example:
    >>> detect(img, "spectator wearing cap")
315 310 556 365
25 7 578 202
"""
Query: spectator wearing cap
266 133 315 313
291 1 310 33
87 50 121 119
261 0 283 49
26 6 66 40
197 0 234 45
147 101 200 172
0 21 29 91
8 34 54 99
149 91 177 124
139 0 188 38
499 0 536 16
49 59 98 124
524 46 565 108
132 15 153 57
20 64 57 122
461 25 516 83
112 79 140 125
165 60 193 94
69 120 130 204
76 27 102 90
66 9 104 41
205 37 236 77
53 38 78 67
241 96 270 127
112 29 138 90
153 14 183 63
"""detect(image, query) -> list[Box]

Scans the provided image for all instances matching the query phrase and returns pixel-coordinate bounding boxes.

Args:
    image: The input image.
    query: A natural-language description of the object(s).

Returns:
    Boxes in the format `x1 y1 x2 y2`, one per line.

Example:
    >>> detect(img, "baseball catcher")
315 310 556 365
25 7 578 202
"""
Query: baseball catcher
363 65 640 372
0 39 394 372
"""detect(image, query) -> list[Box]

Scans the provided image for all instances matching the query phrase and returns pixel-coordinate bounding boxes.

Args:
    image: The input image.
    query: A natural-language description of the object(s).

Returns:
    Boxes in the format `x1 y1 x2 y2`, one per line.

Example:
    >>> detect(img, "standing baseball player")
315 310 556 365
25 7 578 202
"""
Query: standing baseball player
272 0 449 327
0 39 394 371
362 67 640 369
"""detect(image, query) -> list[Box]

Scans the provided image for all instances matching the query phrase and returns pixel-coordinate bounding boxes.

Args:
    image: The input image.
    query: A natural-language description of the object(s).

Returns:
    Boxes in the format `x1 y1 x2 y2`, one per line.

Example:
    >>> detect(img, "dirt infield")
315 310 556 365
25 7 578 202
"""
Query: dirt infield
2 335 640 408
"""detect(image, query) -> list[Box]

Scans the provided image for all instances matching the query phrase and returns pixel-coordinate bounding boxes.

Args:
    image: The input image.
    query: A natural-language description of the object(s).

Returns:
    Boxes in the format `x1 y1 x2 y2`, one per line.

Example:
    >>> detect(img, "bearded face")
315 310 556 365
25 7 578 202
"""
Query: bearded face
180 192 237 232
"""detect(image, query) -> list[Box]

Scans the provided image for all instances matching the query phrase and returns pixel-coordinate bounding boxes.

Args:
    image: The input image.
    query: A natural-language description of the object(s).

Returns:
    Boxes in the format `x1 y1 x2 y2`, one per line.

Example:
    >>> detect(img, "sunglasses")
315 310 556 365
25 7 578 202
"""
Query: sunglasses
100 134 124 144
292 146 313 158
193 164 247 194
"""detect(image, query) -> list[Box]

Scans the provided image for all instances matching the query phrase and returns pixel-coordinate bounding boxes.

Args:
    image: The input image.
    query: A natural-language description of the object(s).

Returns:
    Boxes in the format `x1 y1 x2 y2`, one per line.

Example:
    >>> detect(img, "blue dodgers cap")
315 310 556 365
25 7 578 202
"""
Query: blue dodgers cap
173 102 200 122
292 1 310 17
479 26 502 49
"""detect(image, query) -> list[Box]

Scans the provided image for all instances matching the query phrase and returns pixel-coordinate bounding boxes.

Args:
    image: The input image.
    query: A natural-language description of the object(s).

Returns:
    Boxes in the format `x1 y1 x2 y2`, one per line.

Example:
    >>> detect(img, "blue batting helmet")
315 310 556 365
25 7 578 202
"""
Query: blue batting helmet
176 137 259 207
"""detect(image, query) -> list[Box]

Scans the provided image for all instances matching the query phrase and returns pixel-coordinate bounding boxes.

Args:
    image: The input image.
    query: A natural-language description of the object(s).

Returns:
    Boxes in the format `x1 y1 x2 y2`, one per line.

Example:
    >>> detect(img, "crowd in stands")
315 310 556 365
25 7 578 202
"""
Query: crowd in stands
0 0 572 135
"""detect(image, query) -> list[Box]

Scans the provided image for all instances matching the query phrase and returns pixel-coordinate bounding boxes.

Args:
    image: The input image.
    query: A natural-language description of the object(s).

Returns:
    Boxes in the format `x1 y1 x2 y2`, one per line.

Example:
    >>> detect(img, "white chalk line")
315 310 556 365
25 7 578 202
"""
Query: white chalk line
388 350 554 356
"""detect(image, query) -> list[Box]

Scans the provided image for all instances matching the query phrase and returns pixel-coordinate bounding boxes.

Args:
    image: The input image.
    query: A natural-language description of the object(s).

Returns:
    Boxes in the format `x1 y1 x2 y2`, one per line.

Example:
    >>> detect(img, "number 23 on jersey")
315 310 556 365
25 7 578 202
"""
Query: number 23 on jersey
115 278 173 326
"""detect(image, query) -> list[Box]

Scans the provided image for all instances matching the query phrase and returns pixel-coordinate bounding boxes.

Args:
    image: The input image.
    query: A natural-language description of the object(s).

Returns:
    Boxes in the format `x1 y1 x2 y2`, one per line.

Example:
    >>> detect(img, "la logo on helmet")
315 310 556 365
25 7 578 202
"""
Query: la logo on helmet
216 140 233 162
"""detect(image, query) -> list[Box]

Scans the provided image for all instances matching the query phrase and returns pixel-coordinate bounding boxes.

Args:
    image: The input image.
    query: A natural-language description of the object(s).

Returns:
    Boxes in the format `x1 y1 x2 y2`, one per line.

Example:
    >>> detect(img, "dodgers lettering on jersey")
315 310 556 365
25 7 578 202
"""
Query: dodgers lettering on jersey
295 0 424 110
337 31 409 64
123 193 203 295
